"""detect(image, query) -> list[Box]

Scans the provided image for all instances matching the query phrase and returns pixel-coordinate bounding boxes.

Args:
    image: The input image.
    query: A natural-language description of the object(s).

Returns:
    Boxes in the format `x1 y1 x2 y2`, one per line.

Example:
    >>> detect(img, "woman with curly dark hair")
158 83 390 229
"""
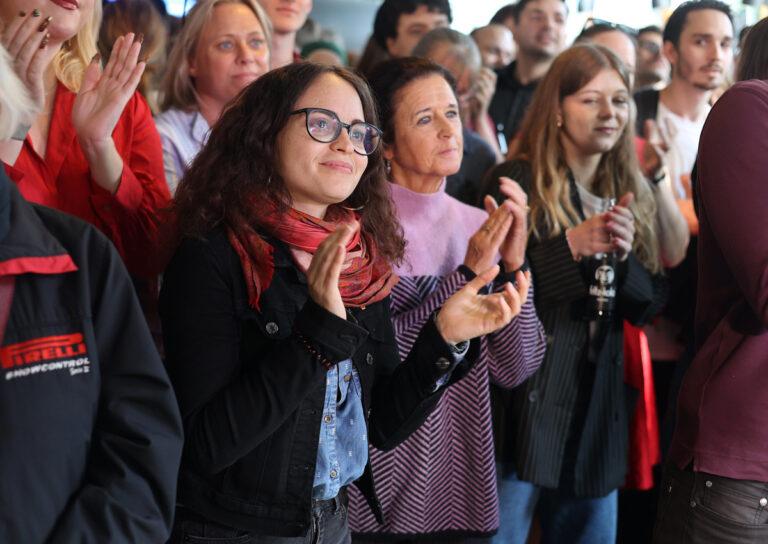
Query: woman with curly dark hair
160 62 527 543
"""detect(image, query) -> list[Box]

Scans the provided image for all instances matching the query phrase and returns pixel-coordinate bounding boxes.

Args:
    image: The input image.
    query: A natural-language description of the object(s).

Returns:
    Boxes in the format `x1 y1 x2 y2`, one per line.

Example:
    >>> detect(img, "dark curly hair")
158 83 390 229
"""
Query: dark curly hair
172 62 405 265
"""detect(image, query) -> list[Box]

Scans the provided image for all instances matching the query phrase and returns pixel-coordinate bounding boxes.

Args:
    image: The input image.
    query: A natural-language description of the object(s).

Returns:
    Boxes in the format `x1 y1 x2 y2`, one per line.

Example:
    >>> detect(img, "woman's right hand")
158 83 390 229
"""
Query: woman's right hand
463 198 514 274
306 223 357 320
565 213 613 261
1 9 51 114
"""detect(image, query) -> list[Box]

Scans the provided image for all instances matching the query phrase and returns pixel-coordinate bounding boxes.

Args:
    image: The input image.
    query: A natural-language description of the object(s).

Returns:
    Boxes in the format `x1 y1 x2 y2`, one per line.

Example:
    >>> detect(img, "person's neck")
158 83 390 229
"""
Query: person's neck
195 94 225 128
514 52 553 85
271 31 297 69
561 139 601 192
390 163 444 194
660 77 711 122
291 199 328 220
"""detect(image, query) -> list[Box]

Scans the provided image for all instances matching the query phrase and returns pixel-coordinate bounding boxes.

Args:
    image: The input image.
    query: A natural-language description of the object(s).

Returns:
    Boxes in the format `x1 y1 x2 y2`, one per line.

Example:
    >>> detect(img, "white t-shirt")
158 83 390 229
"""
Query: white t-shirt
656 101 710 199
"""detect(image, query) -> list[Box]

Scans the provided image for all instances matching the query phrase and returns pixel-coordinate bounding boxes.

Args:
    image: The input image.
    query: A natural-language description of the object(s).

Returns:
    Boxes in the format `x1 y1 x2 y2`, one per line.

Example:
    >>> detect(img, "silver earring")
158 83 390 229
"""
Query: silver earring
385 159 391 175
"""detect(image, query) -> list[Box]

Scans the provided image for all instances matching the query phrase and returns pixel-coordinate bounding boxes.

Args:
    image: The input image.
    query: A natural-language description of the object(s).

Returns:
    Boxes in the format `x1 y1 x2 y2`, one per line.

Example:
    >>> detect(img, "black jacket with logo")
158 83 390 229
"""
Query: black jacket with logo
159 228 479 538
0 168 183 542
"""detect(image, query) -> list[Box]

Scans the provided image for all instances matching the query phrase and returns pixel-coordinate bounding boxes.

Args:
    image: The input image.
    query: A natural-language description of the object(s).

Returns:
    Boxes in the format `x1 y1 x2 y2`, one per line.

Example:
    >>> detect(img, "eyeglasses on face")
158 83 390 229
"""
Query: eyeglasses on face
290 108 382 156
583 17 639 38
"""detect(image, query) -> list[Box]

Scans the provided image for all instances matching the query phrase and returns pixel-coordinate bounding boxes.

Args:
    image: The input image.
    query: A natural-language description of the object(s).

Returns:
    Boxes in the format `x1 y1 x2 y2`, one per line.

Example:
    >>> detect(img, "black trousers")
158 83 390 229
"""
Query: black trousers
653 462 768 543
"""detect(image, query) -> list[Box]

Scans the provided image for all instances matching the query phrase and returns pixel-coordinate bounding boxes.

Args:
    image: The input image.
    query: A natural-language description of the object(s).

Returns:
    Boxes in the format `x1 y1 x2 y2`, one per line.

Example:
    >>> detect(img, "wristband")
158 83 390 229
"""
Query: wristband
647 166 668 187
10 123 31 142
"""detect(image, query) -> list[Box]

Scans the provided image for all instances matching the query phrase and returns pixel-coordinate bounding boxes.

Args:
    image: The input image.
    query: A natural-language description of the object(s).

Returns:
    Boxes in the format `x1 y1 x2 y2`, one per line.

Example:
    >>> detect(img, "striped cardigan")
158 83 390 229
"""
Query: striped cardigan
348 182 546 539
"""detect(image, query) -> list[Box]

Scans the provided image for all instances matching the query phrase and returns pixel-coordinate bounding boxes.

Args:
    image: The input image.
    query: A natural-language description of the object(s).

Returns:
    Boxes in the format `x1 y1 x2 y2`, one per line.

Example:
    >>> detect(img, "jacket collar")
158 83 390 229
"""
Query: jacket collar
0 165 77 276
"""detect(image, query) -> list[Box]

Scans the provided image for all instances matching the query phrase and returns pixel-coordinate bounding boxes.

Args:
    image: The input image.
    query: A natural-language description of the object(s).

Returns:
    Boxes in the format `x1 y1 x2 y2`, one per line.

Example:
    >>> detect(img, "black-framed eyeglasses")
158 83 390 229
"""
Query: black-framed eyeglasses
290 108 382 156
583 17 638 38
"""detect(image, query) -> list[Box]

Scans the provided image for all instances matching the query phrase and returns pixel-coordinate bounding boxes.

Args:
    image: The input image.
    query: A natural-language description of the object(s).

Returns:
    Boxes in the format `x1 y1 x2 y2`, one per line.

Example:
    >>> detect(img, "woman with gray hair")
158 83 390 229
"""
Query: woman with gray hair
413 28 502 205
154 0 272 194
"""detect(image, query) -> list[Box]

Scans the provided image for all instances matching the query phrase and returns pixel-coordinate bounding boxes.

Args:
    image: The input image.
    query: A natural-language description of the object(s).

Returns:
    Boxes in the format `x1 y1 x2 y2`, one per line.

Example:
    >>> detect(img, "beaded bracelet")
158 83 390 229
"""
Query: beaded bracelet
295 332 335 371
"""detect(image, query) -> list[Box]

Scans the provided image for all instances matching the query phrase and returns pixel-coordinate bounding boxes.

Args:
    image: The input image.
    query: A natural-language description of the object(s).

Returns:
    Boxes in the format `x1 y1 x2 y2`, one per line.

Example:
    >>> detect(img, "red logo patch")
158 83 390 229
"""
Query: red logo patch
0 333 87 369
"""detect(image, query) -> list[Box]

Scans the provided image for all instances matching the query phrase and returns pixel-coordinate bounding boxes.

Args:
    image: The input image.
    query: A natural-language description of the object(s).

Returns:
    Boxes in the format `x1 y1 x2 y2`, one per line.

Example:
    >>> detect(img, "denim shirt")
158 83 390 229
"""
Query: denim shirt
312 342 469 500
312 358 367 500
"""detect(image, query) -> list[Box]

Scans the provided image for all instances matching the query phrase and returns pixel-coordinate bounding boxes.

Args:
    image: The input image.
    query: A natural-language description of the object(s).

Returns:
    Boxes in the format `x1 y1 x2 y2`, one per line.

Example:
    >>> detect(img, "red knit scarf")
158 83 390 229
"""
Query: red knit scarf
227 203 397 310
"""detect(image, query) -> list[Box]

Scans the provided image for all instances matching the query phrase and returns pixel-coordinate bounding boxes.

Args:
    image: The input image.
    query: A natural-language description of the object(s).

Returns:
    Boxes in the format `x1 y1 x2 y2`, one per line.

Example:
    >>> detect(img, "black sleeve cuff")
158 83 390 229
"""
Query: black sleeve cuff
457 265 476 281
293 298 369 362
496 258 530 285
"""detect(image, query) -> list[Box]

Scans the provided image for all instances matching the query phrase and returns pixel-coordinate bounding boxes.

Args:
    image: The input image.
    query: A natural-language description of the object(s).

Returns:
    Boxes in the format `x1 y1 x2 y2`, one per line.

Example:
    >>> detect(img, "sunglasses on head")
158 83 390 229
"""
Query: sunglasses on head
583 17 639 38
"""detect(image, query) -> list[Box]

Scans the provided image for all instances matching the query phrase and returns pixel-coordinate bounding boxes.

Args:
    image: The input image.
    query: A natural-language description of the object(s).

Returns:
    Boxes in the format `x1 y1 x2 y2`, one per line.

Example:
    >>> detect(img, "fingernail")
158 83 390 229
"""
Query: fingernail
91 52 101 63
32 8 41 17
40 32 49 49
38 16 52 31
136 32 144 44
19 10 27 17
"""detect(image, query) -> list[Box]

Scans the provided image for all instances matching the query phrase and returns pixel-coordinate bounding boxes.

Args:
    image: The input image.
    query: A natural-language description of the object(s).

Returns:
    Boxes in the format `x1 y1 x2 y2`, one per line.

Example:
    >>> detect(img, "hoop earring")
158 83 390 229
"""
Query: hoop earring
341 196 370 212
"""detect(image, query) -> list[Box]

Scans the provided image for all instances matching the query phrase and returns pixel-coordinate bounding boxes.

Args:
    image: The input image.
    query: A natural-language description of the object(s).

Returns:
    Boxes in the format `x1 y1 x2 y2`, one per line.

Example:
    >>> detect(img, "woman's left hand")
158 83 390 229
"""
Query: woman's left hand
72 33 145 153
488 176 528 272
436 265 530 345
607 192 636 260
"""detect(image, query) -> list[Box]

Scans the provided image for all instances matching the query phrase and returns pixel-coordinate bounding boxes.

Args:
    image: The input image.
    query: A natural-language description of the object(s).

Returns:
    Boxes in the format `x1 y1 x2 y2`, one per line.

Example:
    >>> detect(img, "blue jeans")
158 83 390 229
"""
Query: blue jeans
493 466 617 544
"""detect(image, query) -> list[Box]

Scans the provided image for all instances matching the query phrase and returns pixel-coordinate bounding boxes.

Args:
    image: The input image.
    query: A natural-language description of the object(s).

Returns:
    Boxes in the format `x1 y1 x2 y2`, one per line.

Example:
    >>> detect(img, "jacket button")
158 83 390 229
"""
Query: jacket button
343 373 352 382
323 414 332 423
545 334 554 346
528 390 539 403
330 469 338 479
265 322 279 335
435 357 451 371
366 353 374 365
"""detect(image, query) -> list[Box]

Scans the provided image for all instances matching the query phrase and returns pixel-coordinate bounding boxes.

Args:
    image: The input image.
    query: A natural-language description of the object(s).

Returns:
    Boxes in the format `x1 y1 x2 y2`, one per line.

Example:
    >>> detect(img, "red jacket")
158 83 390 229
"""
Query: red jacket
9 82 170 278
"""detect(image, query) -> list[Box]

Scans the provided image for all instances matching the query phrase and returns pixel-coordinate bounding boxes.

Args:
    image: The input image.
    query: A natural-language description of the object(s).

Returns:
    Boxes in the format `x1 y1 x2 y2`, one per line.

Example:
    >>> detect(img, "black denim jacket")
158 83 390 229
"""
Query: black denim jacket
160 227 478 538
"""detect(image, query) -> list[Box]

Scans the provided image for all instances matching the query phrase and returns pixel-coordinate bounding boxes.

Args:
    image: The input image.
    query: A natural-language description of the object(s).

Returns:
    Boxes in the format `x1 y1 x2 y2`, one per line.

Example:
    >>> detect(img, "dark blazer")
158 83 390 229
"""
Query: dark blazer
485 160 666 497
159 228 478 538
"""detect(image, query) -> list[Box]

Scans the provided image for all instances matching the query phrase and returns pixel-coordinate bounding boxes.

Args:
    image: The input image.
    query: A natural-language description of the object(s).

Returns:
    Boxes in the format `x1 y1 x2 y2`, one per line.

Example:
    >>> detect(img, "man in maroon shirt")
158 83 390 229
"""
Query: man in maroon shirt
652 79 768 543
